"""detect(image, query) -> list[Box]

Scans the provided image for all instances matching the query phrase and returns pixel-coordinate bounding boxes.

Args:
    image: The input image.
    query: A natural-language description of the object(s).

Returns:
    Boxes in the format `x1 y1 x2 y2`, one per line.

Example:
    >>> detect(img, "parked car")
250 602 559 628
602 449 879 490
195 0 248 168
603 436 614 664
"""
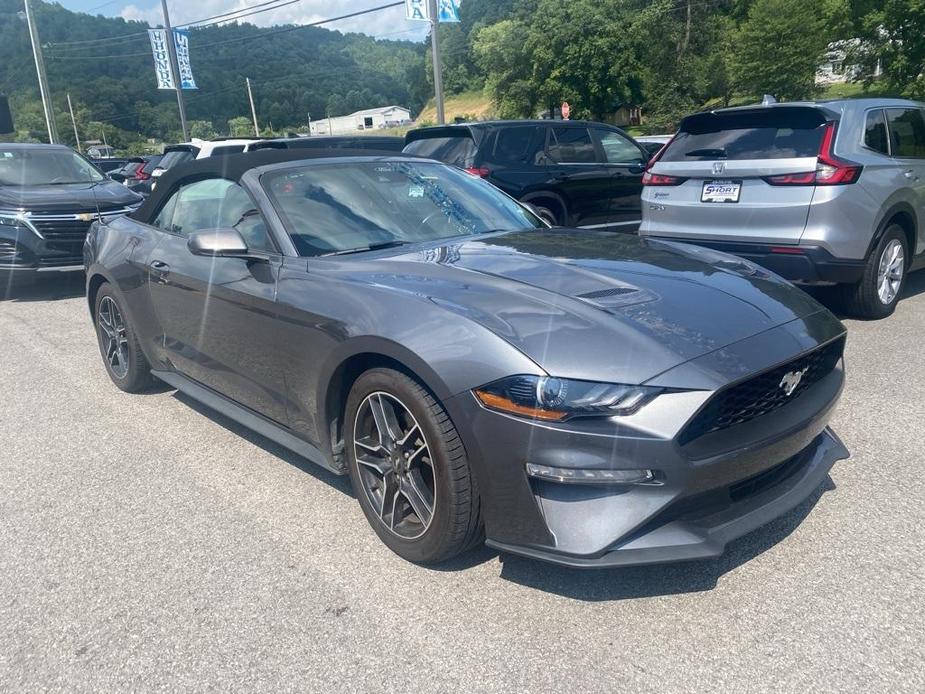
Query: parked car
90 157 130 174
635 134 673 157
641 98 925 318
0 143 141 276
122 155 162 196
107 157 146 183
150 138 264 186
84 148 848 568
404 120 649 227
251 135 404 152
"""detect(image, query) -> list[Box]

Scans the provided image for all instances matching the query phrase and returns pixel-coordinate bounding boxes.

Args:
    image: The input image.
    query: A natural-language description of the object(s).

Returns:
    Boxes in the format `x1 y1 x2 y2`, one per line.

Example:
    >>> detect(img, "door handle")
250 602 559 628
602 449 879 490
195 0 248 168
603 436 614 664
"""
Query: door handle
150 260 170 283
904 169 919 180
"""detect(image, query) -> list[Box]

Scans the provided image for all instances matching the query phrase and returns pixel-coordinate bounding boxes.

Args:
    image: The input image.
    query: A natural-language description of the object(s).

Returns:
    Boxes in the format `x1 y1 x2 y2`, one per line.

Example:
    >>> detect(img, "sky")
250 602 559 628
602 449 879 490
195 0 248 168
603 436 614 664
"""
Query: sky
59 0 432 41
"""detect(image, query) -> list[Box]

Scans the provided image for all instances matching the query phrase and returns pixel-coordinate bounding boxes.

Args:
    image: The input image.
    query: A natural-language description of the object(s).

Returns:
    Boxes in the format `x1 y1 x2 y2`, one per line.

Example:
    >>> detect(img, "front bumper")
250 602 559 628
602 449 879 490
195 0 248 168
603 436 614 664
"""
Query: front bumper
444 318 848 569
487 428 846 568
648 238 866 285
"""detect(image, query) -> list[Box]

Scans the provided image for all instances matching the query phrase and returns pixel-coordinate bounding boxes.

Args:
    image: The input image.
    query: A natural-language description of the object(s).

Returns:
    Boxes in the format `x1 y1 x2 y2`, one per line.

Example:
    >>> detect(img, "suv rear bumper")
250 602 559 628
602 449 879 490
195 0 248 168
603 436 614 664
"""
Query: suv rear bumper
649 238 866 285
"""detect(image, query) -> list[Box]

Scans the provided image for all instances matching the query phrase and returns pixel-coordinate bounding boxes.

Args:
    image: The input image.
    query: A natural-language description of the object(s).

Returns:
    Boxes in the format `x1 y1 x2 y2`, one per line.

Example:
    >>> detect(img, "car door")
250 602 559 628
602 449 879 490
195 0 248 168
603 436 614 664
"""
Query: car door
544 125 615 226
480 125 547 199
144 177 290 423
885 107 925 256
591 127 648 222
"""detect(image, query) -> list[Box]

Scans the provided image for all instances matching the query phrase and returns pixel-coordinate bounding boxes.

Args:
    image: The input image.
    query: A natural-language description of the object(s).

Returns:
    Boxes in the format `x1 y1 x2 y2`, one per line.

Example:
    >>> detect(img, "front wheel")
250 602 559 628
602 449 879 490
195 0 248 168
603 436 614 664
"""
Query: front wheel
344 368 481 564
94 284 156 392
840 225 908 319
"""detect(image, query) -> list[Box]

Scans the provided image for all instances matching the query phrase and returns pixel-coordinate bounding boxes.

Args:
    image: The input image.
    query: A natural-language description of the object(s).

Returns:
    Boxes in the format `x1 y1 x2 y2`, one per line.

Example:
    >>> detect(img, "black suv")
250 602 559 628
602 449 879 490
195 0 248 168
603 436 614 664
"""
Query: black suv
404 120 648 226
0 143 141 276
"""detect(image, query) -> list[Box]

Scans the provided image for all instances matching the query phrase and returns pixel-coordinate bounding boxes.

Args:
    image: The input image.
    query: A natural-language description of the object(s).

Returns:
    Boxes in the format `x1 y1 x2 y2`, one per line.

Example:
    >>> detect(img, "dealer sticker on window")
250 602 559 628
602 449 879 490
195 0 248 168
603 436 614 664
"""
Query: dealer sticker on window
701 180 741 203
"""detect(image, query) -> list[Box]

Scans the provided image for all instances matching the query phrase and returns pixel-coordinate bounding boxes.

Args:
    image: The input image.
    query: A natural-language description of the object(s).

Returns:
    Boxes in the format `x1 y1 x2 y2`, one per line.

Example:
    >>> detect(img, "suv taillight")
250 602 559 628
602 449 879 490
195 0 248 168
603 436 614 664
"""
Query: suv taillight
464 166 490 178
135 170 150 181
642 171 686 186
764 121 862 186
641 134 686 186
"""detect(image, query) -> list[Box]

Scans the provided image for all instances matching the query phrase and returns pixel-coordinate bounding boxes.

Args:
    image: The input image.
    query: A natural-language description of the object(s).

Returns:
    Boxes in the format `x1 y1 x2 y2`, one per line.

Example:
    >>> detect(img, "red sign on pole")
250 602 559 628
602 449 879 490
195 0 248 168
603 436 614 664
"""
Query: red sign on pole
561 101 570 120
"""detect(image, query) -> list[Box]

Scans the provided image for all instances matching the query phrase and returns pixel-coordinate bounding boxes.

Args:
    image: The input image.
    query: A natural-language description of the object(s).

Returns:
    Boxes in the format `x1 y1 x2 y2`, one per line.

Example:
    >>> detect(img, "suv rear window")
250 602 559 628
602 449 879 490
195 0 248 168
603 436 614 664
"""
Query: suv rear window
661 108 827 161
864 110 889 154
403 133 478 168
547 127 597 163
159 150 196 170
492 126 541 163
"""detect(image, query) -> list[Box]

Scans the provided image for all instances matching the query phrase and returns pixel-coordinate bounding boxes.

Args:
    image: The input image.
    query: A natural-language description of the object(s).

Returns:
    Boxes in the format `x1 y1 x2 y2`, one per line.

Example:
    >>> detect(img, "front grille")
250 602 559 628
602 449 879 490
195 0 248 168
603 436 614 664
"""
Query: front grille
679 337 845 445
0 239 18 261
29 217 92 241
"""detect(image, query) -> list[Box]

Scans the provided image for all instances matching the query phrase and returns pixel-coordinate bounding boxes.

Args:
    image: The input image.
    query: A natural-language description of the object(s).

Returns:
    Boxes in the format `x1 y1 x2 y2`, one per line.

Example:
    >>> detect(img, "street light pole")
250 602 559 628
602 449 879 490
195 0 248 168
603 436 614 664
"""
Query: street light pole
66 93 81 151
427 0 445 124
160 0 189 142
246 78 260 137
23 0 58 143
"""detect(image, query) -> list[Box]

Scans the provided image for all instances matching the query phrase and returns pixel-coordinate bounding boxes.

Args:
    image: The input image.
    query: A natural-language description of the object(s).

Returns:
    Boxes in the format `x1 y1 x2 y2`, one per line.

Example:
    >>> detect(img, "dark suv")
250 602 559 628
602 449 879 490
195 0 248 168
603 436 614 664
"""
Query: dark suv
404 120 649 226
0 143 141 276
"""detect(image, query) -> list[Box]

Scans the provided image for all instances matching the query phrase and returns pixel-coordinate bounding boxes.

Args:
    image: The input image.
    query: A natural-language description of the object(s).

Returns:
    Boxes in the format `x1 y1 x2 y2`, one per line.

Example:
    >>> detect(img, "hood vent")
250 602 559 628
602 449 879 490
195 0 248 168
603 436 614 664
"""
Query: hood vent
577 287 638 300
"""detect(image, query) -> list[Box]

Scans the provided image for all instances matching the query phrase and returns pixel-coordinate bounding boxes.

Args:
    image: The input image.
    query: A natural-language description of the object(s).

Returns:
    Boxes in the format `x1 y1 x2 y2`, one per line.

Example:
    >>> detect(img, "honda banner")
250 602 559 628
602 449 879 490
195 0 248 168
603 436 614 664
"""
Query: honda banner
148 28 197 90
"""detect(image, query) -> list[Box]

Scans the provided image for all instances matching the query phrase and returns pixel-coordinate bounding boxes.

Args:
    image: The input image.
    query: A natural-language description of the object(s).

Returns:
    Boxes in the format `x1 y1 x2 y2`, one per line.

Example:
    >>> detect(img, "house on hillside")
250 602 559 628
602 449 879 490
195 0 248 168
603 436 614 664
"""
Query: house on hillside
309 106 412 136
816 39 882 85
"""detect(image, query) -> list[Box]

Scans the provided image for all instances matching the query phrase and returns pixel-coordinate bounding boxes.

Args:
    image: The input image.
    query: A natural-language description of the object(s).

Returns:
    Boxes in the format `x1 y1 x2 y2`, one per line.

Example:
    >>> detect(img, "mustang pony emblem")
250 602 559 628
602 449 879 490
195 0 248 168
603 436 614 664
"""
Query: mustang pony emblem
779 367 809 396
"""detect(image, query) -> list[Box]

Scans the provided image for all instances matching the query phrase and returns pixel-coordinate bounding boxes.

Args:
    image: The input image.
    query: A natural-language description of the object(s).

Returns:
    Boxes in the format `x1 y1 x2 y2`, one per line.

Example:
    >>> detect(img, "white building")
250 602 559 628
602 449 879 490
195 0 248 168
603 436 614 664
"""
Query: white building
816 40 882 86
309 106 412 136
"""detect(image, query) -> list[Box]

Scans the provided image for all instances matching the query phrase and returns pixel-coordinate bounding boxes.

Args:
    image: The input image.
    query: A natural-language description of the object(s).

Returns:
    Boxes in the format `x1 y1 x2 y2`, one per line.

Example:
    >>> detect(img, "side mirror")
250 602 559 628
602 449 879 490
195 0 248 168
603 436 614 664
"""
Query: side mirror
188 228 254 259
109 172 126 183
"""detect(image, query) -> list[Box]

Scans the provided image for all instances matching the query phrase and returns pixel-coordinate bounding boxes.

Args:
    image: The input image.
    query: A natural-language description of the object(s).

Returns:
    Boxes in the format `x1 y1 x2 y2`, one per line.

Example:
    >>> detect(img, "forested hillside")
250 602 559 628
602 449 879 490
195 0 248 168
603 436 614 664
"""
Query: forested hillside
2 0 922 150
0 0 428 147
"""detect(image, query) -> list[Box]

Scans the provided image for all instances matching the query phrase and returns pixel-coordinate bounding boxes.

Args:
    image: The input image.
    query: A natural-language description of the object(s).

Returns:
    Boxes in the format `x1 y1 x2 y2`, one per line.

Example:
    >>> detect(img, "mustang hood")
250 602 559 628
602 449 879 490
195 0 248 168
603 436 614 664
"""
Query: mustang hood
0 180 141 212
345 229 835 384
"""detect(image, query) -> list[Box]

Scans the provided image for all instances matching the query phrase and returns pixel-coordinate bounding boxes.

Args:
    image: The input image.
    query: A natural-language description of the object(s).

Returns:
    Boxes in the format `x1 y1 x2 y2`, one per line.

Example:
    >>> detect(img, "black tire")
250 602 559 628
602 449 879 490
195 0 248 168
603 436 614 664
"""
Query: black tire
840 224 908 319
529 198 565 226
93 283 156 393
344 368 482 564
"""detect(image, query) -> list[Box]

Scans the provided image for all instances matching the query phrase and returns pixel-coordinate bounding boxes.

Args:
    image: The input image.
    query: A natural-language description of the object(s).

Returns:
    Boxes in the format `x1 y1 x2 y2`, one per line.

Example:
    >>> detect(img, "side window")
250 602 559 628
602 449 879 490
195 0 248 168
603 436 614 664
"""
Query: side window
864 110 889 154
595 129 645 164
492 126 540 164
886 108 925 158
152 192 178 231
158 178 276 252
546 127 598 164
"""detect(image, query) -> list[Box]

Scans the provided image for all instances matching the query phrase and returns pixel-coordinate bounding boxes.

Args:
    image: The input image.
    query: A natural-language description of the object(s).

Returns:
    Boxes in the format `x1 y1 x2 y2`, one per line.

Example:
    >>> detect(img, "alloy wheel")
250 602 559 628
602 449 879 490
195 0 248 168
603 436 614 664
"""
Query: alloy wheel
352 391 436 540
877 238 905 305
97 296 129 380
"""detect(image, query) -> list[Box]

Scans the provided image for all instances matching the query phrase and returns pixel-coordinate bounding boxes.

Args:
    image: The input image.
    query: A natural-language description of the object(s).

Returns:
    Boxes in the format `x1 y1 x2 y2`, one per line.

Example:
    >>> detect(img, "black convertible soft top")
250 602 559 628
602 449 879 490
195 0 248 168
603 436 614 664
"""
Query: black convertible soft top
131 148 416 224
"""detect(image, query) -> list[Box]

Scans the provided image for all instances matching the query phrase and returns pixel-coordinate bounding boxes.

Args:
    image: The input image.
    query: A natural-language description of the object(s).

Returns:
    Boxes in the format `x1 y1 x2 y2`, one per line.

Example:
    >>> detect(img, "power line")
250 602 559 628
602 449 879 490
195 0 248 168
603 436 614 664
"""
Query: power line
181 0 299 28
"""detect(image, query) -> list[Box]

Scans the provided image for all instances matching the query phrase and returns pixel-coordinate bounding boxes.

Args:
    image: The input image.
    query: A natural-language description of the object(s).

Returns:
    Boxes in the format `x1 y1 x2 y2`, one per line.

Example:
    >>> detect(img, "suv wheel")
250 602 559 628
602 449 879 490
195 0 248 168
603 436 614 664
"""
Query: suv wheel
527 199 564 226
344 368 481 564
841 225 908 319
94 284 156 392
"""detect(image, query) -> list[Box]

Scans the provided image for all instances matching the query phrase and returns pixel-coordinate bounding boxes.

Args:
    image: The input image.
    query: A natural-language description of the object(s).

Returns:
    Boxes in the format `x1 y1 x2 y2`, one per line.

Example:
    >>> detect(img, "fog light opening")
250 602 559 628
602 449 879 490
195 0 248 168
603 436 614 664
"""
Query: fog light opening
526 463 657 485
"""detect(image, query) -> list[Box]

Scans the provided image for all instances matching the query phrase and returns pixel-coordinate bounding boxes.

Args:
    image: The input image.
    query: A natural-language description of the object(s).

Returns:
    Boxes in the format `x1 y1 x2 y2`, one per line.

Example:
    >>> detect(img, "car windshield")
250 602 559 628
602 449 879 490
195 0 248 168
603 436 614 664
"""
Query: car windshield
0 148 104 185
263 160 543 256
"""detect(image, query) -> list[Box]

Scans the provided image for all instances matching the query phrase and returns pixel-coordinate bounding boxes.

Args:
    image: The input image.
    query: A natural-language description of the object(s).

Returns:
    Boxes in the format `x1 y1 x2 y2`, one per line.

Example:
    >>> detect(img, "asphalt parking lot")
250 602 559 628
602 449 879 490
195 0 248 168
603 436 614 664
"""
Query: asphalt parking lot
1 272 923 692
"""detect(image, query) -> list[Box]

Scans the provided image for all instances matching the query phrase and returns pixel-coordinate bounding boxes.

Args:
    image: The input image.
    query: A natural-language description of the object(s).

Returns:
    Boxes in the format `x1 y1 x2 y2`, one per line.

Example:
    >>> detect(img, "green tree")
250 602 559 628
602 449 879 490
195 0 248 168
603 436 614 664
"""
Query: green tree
471 19 535 118
728 0 831 101
846 0 925 97
227 116 253 137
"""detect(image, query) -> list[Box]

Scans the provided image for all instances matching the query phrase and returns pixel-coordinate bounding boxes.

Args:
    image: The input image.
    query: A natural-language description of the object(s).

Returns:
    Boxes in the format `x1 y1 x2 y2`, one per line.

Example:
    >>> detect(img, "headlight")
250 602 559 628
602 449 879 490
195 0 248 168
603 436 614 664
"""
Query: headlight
473 375 662 421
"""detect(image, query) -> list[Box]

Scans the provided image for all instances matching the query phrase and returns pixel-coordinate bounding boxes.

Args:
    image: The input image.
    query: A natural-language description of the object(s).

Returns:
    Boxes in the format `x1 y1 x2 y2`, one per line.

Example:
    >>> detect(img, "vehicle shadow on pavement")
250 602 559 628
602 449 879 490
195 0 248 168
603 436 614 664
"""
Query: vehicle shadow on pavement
496 476 836 601
172 391 353 495
1 273 85 302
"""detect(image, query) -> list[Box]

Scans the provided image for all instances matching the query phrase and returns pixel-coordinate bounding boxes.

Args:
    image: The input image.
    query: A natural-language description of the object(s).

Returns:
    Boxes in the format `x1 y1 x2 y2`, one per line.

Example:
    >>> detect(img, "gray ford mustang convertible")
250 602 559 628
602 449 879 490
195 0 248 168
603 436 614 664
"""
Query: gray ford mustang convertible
84 149 849 568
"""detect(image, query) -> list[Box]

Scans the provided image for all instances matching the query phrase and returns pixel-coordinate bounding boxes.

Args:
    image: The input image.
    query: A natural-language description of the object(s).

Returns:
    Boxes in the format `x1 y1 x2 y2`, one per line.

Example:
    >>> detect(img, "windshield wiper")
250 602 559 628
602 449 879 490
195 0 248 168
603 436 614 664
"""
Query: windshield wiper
323 240 408 256
685 148 727 158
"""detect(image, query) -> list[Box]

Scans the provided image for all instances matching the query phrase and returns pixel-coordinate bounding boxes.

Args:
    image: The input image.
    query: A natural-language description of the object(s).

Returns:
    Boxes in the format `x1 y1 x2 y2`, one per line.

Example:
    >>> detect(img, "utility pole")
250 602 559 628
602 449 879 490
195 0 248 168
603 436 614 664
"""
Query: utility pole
66 93 80 151
160 0 189 142
23 0 58 143
427 0 445 124
306 111 311 136
246 78 260 137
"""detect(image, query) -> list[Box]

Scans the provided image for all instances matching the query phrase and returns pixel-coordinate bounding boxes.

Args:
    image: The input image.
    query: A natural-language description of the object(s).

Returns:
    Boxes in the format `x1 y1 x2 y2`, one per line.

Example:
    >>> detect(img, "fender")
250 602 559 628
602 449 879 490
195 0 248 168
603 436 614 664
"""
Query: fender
865 198 919 259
